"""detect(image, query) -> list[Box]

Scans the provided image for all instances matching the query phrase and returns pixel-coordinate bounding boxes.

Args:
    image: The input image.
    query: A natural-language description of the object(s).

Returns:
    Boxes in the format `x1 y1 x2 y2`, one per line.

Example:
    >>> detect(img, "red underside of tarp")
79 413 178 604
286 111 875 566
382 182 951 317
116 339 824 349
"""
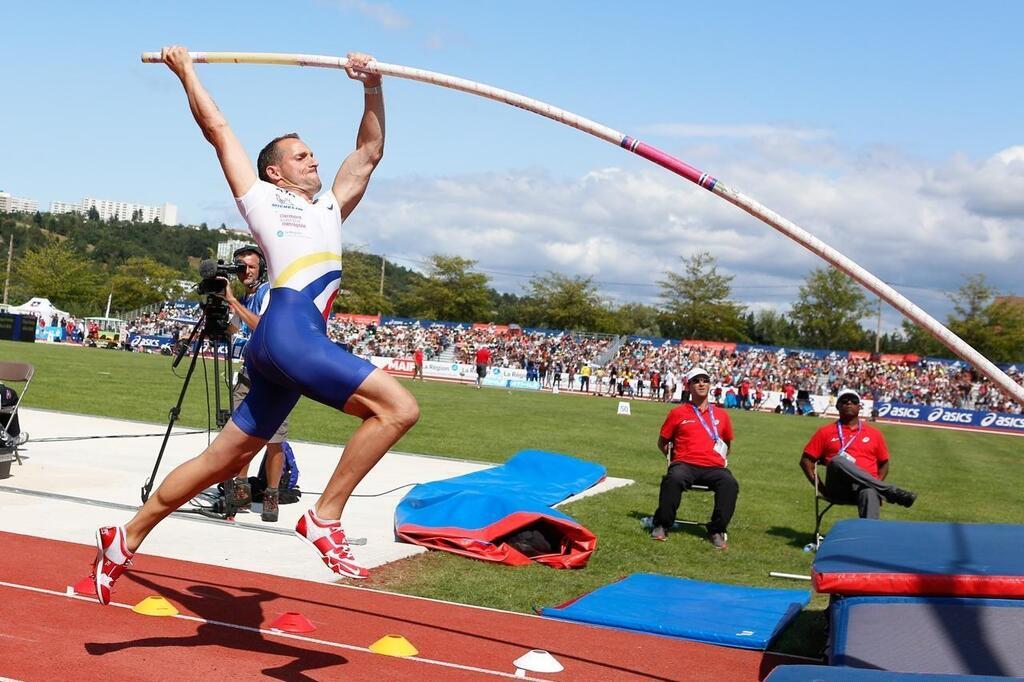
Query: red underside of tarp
813 571 1024 597
397 511 596 569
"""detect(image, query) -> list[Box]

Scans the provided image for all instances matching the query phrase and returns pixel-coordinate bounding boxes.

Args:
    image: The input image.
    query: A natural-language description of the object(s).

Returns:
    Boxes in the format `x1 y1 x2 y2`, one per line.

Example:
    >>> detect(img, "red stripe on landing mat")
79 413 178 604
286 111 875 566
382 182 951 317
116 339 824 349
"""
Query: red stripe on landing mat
0 532 800 681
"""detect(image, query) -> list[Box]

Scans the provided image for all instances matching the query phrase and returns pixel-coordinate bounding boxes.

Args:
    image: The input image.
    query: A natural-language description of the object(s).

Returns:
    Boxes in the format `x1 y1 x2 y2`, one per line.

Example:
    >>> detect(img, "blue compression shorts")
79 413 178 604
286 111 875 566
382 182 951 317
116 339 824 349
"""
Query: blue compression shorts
232 287 376 440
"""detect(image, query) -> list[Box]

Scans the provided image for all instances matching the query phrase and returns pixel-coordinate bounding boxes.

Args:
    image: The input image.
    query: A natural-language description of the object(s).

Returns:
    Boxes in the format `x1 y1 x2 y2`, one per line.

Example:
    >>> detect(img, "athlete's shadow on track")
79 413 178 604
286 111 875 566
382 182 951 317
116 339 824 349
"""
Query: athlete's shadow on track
84 575 346 680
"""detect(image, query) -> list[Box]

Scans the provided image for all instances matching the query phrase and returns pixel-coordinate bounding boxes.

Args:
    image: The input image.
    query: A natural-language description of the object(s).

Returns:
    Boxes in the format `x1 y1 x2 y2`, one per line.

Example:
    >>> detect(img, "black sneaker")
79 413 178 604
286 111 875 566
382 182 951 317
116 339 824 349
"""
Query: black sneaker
891 488 917 508
709 532 728 550
225 477 251 512
262 488 279 523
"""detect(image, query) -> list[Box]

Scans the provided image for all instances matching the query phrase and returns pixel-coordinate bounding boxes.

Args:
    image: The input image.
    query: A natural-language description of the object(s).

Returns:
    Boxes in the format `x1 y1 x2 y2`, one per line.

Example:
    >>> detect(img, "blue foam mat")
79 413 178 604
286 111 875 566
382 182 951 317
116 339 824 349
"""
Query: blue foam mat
540 573 809 650
766 664 1008 681
814 519 1024 588
828 595 1024 676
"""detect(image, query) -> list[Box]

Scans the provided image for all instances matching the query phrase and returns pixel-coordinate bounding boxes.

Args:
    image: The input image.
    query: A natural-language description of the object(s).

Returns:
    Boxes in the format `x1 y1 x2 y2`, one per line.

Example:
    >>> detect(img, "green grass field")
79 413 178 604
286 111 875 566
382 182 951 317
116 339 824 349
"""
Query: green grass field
4 340 1023 657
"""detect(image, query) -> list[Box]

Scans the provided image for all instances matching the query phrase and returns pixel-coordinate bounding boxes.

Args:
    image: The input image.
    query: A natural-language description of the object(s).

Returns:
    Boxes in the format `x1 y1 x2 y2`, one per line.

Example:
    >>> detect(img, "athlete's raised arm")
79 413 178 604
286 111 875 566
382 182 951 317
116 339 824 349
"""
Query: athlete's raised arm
162 45 257 198
332 52 385 220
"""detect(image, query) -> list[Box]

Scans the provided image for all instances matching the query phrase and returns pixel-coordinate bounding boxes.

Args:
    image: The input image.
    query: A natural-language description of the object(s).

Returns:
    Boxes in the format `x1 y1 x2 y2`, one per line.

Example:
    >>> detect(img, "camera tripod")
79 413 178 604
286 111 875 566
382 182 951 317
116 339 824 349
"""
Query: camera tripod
140 294 238 518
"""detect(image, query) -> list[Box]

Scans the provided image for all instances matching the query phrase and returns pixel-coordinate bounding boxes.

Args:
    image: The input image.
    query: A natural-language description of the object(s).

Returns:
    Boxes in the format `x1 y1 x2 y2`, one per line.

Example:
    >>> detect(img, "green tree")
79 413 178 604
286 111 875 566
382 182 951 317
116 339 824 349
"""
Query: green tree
108 257 188 312
744 309 799 346
658 252 747 341
12 240 104 313
945 275 1024 363
335 251 394 315
893 320 944 356
789 267 871 349
402 254 492 322
520 272 609 331
983 298 1024 363
612 302 662 337
946 274 996 356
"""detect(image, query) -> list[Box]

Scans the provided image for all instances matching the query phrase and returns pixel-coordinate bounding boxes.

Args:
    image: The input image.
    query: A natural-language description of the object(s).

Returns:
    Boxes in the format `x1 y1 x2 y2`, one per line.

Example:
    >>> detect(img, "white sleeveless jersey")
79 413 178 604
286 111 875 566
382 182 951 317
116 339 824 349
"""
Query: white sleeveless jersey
235 181 343 318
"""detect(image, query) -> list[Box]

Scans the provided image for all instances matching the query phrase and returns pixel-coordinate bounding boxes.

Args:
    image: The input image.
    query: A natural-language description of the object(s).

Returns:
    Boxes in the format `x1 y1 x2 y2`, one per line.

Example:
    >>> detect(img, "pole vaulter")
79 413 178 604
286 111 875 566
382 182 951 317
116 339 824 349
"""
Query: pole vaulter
141 51 1024 406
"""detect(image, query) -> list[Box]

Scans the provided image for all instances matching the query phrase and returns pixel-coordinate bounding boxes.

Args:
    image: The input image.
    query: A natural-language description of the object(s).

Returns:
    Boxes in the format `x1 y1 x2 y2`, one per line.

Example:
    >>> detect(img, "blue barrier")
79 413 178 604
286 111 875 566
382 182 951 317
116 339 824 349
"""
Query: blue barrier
876 401 1024 434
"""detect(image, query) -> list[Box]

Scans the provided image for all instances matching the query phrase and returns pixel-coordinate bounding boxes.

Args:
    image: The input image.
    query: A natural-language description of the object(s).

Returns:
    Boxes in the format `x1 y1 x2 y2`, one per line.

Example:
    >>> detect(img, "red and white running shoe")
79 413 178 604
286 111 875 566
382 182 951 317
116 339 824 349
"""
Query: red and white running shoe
295 509 368 579
93 526 133 605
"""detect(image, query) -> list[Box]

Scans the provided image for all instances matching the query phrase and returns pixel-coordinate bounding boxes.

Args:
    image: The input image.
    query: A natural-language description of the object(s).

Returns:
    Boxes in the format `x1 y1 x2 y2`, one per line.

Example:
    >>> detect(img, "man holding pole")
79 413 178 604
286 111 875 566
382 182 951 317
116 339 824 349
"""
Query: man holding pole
91 45 419 604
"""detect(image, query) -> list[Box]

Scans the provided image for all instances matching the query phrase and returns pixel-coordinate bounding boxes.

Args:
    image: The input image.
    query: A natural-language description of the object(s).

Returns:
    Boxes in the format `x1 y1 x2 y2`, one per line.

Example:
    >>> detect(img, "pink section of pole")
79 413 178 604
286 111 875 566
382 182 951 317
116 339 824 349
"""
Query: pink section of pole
625 139 709 187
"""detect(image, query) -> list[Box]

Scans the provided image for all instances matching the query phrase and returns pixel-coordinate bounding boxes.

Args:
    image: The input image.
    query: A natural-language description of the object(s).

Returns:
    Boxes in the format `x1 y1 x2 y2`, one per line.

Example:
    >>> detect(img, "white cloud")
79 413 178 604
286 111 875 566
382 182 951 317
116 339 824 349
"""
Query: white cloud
342 140 1023 332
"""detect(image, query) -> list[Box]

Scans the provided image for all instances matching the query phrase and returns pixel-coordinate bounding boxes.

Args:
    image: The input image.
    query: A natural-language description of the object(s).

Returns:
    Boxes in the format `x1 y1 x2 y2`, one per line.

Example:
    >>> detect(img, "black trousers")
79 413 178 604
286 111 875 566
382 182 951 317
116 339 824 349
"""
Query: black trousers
824 456 899 520
654 462 739 535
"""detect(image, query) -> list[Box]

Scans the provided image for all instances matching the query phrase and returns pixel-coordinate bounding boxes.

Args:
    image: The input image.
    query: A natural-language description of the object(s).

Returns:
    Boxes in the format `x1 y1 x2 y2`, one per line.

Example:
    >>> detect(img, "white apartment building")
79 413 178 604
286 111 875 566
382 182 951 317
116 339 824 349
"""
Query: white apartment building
217 238 256 262
0 191 39 214
49 201 81 215
49 197 178 225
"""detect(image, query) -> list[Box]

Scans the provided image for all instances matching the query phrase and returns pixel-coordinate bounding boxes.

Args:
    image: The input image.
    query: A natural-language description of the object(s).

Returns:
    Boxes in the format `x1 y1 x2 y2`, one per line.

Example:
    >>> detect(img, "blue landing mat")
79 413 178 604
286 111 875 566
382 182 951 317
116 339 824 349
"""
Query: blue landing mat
813 519 1024 597
766 664 1009 681
829 596 1024 677
540 573 810 650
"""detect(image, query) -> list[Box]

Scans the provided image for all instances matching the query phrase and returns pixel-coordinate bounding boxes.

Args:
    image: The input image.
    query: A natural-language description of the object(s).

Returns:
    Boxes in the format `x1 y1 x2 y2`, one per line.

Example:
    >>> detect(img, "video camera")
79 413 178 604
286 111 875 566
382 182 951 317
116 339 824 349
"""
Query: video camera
197 258 247 295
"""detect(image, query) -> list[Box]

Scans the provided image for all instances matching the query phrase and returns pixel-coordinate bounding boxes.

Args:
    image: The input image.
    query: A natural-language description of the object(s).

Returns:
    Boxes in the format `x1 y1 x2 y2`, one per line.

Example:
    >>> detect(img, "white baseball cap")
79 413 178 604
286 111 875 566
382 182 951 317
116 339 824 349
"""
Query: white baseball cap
685 367 711 384
836 388 861 403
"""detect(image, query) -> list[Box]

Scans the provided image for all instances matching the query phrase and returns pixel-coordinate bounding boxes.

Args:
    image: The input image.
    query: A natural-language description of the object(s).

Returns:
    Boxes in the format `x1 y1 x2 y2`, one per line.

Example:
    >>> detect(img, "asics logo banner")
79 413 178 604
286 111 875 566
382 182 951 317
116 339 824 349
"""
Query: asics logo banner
981 413 1024 428
877 401 1024 433
877 403 920 419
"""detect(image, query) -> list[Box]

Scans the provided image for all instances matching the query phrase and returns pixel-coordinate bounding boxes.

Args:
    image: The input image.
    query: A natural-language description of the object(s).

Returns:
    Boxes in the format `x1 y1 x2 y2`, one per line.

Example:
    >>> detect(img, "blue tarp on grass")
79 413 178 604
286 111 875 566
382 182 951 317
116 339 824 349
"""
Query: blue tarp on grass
541 574 810 649
394 449 605 568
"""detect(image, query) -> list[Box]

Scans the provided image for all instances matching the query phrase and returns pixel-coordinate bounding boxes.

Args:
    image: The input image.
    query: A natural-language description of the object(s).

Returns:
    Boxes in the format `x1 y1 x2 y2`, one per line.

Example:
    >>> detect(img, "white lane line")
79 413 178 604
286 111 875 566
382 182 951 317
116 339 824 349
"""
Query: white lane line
0 580 545 681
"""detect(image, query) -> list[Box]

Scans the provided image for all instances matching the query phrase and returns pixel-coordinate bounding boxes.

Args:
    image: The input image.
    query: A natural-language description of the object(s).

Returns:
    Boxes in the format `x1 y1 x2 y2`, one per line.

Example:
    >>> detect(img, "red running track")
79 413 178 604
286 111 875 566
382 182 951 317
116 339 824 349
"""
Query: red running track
0 532 801 680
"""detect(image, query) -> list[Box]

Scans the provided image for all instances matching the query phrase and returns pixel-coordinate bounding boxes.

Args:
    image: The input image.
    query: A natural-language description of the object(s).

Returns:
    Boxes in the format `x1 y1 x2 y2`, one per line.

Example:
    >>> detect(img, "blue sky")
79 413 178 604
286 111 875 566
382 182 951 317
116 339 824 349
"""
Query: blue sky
3 2 1023 330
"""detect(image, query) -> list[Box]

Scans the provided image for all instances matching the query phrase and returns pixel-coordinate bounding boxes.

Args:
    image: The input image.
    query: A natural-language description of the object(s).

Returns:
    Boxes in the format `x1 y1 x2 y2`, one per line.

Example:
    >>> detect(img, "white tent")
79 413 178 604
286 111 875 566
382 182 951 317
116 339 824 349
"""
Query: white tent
9 297 73 325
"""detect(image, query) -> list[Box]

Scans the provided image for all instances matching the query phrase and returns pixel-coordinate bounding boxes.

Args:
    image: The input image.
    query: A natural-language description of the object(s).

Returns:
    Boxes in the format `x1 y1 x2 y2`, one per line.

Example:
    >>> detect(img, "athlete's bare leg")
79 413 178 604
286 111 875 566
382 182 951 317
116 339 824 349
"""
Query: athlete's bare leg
315 369 419 519
124 421 268 551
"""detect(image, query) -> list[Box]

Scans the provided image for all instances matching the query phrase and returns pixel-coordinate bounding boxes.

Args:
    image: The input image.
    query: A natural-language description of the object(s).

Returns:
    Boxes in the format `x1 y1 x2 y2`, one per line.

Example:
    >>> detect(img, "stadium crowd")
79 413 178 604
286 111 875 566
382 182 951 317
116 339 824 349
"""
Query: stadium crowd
97 301 1024 415
608 340 1023 414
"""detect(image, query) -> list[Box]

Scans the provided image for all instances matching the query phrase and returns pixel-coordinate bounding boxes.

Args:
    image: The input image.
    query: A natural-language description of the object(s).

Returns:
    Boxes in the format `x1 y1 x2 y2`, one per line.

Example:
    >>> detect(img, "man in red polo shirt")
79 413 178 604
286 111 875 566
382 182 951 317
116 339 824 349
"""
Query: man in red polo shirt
651 367 737 549
412 347 424 381
799 388 917 519
474 345 491 389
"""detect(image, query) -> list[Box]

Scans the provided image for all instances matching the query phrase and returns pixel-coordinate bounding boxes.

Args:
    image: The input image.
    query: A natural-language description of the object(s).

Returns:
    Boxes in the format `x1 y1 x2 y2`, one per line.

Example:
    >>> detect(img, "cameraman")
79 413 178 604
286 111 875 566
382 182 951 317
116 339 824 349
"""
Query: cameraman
219 245 286 522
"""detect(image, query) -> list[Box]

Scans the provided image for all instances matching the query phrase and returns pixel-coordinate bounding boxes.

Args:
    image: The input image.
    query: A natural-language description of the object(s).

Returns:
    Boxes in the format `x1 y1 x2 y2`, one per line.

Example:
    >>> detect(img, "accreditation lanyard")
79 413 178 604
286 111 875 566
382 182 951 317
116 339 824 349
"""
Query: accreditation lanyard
691 404 720 443
836 421 861 456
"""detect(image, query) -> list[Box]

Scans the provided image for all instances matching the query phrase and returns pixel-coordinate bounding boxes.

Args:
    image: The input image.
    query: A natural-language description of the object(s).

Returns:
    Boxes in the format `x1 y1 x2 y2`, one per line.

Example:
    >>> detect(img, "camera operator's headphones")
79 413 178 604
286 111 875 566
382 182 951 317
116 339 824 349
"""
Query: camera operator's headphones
233 244 267 282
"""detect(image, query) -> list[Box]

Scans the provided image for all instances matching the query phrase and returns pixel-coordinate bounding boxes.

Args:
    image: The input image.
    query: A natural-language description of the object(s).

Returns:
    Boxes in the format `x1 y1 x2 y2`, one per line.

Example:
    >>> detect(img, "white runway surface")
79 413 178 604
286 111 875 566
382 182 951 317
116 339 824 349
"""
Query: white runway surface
0 408 631 584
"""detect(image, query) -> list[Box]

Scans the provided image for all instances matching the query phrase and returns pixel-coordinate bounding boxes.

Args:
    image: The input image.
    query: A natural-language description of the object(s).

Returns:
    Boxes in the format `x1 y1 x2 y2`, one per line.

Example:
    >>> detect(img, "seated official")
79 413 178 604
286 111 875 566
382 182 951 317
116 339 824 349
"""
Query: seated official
650 367 737 550
799 388 917 519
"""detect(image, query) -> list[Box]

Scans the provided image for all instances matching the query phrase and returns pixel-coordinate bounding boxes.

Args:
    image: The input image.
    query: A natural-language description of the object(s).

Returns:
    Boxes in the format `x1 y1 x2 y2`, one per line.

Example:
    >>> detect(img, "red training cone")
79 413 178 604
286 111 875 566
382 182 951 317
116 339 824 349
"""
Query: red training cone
73 576 97 597
269 612 316 633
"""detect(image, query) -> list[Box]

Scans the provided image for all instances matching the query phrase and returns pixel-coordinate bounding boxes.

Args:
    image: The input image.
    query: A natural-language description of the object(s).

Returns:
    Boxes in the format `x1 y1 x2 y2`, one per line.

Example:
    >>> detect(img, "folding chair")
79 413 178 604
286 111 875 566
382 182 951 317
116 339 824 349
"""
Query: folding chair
811 464 834 551
642 484 713 530
0 361 35 466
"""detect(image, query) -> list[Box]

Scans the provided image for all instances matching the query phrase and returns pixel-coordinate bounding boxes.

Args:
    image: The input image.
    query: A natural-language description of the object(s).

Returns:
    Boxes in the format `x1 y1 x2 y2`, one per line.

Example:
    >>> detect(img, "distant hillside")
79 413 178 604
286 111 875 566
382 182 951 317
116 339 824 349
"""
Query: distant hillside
0 211 222 272
0 211 427 315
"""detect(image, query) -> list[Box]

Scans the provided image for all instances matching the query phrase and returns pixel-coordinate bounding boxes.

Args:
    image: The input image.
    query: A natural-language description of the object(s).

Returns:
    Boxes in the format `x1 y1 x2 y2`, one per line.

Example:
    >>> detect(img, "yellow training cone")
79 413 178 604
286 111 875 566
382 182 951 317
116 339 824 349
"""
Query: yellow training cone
369 634 418 657
132 596 179 617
